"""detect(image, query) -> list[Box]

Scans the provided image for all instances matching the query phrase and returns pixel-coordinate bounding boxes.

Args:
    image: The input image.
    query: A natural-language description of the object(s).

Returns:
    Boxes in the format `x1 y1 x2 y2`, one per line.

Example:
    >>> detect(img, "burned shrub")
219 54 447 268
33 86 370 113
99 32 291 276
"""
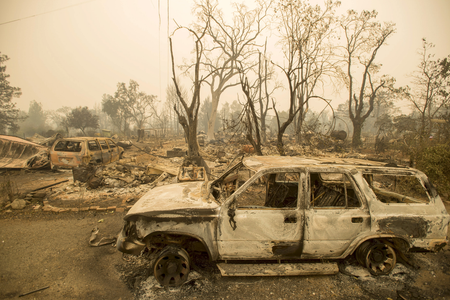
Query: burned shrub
415 144 450 200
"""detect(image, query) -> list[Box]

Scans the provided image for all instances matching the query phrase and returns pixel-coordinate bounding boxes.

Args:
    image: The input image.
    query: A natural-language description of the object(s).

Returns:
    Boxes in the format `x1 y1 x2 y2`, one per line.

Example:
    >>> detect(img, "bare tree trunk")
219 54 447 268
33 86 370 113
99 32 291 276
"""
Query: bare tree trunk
241 76 263 156
351 120 363 148
296 103 305 143
169 21 207 160
273 97 299 156
206 90 220 140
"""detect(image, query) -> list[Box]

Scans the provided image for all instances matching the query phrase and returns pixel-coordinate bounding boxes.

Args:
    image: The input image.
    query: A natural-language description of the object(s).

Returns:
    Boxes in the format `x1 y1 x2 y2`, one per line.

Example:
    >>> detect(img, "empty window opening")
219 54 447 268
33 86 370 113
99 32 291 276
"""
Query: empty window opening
54 141 82 152
310 172 360 208
237 172 299 209
363 173 430 204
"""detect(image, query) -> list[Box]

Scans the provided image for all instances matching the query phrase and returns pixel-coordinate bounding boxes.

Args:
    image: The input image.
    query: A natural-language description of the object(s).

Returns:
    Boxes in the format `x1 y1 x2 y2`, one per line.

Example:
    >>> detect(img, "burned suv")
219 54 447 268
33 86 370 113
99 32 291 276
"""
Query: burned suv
50 137 124 169
117 156 450 286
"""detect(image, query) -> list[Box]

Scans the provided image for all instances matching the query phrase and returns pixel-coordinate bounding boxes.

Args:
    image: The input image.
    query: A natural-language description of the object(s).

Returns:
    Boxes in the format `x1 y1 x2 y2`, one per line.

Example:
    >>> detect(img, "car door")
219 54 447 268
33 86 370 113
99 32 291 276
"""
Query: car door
218 170 305 260
87 140 103 164
97 139 111 164
106 139 120 162
302 169 371 258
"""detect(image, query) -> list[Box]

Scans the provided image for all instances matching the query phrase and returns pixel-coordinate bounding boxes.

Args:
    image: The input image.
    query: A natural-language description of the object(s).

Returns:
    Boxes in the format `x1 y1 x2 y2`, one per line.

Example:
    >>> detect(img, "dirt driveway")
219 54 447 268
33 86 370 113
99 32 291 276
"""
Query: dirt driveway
1 208 450 300
0 211 132 299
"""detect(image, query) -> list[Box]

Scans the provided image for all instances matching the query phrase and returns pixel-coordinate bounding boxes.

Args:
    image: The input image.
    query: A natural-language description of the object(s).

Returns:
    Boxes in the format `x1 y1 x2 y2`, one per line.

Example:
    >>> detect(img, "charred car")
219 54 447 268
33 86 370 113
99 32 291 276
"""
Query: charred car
117 156 450 286
49 137 124 169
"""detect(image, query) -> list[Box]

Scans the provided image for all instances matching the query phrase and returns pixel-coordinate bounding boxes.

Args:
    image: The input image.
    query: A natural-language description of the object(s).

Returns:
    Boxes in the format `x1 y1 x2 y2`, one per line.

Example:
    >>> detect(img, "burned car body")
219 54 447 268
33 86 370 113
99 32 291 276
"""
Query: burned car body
49 137 124 169
117 156 449 286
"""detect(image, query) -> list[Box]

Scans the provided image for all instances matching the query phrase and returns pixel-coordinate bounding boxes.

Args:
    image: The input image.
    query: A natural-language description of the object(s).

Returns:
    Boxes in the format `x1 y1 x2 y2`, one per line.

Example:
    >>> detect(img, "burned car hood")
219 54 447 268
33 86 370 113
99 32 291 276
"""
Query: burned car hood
125 181 219 218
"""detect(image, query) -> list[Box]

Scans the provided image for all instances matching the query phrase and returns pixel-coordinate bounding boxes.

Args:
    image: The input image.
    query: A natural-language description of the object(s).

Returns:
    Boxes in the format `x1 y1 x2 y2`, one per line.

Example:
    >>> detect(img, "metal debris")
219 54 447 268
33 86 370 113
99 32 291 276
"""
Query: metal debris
178 166 205 181
89 227 117 247
0 135 50 169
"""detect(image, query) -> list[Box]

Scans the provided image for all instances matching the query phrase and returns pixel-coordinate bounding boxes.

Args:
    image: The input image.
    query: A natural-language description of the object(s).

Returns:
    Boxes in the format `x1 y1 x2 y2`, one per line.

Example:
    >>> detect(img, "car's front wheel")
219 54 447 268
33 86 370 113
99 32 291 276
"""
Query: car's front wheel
356 240 397 275
153 246 191 287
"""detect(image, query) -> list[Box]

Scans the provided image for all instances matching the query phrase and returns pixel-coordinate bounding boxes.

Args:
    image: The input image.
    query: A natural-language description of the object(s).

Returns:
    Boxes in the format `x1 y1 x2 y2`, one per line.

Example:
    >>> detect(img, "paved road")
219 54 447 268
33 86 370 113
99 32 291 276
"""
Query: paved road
0 211 133 299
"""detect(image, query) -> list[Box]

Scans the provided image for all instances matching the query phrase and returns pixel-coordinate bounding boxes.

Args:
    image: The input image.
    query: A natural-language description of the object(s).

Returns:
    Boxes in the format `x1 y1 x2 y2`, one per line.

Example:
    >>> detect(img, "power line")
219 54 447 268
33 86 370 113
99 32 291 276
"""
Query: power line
167 0 170 92
0 0 99 26
159 0 161 102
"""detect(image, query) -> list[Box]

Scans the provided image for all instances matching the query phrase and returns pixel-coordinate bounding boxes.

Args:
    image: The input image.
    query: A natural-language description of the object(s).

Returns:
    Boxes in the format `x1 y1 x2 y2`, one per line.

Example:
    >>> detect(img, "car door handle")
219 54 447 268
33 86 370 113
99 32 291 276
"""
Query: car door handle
284 216 297 223
352 217 363 223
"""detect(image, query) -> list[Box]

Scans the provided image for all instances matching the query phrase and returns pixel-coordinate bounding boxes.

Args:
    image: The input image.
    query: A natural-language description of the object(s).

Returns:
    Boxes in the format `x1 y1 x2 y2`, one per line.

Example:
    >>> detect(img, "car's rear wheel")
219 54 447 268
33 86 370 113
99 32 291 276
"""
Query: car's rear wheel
153 246 190 287
356 240 397 275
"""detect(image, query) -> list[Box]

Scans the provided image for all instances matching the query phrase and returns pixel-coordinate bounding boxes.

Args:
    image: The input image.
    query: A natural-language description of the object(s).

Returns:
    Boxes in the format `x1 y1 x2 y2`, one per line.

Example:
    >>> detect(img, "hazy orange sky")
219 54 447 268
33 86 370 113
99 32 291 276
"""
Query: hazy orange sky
1 0 449 113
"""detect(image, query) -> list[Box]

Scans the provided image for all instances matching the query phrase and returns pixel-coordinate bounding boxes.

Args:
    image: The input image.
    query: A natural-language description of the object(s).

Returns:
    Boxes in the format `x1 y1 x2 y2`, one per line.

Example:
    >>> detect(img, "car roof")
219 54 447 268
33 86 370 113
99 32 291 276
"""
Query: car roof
243 156 409 173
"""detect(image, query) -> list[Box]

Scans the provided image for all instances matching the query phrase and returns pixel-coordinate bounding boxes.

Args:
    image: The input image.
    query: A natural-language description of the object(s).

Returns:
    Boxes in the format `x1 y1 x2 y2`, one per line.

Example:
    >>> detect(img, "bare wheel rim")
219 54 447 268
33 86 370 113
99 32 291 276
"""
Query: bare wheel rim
153 248 190 287
364 242 396 275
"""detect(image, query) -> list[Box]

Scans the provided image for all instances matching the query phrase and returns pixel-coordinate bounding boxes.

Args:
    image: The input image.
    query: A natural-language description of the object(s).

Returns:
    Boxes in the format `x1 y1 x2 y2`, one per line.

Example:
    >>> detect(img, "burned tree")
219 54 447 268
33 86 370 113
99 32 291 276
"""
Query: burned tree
0 53 22 134
339 10 395 148
407 39 450 140
116 80 156 138
237 44 278 155
258 45 279 143
169 21 209 163
274 0 340 145
194 0 272 141
102 80 156 140
67 107 99 136
240 75 263 156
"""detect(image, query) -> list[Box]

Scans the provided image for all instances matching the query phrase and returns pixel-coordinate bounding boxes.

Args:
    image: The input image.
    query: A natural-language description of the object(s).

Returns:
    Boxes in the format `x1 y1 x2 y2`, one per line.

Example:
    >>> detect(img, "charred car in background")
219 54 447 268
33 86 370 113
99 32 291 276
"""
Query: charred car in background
49 137 124 169
117 156 450 286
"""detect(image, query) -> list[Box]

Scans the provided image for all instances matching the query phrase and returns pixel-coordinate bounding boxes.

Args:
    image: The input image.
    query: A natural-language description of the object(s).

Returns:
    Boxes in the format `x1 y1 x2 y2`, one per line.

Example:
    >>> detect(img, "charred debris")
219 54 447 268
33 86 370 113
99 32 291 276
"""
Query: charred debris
0 131 382 212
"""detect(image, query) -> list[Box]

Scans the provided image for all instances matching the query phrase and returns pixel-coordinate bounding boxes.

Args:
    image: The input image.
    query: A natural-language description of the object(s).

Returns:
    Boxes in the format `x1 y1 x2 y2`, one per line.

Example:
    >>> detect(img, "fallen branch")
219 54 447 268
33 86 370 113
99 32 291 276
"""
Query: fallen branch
32 180 69 192
131 143 168 159
19 286 50 297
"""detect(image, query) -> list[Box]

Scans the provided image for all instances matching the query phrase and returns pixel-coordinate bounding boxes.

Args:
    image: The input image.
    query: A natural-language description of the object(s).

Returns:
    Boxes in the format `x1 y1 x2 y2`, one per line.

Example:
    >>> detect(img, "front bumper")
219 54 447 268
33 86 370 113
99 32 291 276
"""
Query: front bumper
116 224 146 255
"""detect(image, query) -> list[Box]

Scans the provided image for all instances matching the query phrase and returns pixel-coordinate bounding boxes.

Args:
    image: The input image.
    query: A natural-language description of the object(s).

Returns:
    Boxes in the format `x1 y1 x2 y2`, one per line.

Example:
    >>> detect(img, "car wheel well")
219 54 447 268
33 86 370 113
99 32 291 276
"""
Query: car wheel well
145 233 210 259
352 236 410 255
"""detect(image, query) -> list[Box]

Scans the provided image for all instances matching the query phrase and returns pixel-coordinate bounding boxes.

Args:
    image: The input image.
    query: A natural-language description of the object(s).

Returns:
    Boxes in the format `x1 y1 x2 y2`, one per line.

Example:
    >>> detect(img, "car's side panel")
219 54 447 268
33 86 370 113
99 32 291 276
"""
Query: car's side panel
302 169 372 258
361 171 450 251
302 208 371 258
217 170 305 260
133 216 220 260
218 208 303 259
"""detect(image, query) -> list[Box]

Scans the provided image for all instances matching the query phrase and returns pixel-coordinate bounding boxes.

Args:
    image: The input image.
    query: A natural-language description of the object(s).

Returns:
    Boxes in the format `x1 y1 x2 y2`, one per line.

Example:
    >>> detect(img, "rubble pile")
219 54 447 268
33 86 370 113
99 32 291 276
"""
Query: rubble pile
0 133 405 213
47 161 181 204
